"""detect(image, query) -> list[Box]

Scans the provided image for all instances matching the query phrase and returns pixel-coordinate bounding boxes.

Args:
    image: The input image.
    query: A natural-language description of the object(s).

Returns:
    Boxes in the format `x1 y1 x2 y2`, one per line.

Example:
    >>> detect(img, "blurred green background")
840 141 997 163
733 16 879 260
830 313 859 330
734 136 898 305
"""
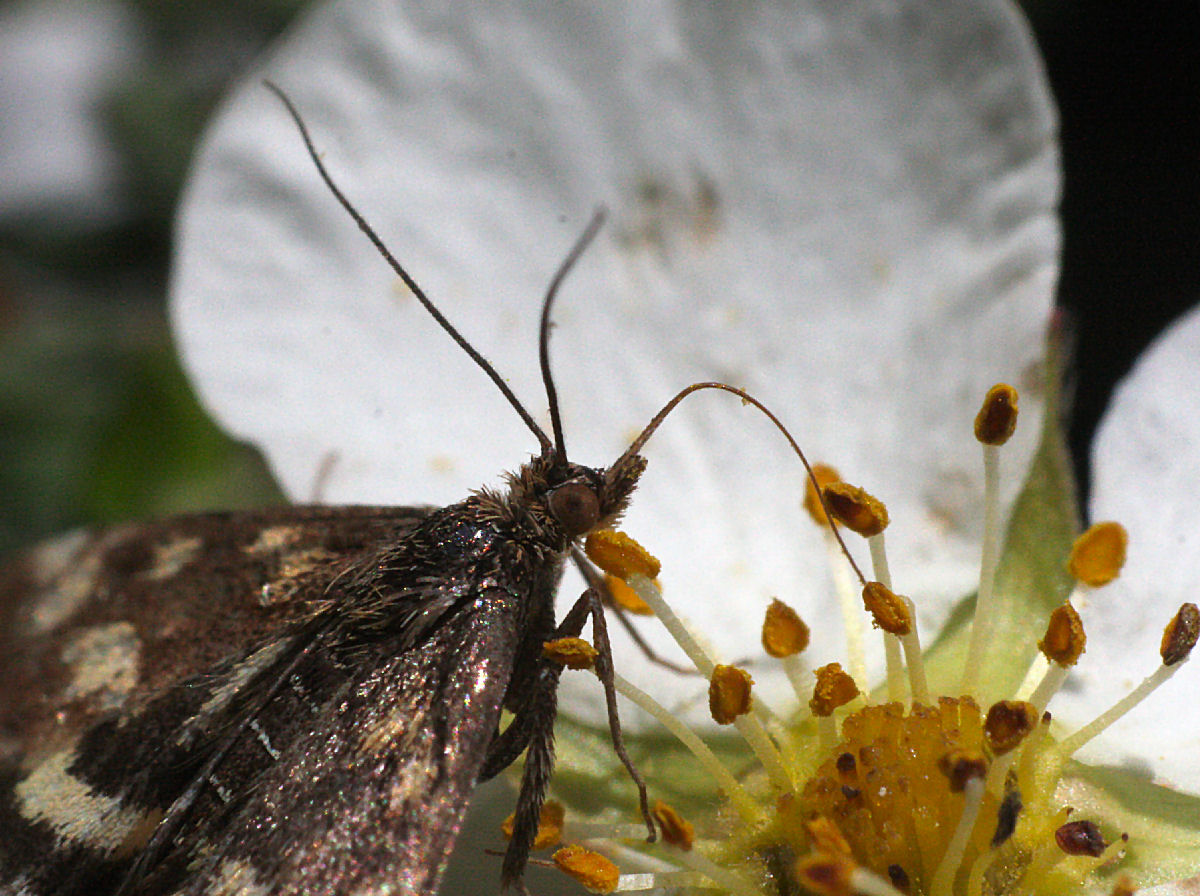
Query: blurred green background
1 0 1197 560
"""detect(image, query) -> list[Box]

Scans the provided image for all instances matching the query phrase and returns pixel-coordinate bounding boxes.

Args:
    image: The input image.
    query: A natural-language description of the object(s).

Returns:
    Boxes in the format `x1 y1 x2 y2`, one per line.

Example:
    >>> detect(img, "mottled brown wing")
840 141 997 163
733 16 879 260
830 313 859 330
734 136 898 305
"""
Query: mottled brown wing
176 587 523 896
0 506 429 894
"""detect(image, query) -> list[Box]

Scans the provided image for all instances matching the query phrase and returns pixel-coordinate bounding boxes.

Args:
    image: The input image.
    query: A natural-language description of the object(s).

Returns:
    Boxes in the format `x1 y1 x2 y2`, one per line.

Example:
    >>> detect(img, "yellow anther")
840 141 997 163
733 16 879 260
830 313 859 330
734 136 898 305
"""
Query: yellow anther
543 637 598 670
1039 602 1087 667
709 664 754 724
860 582 912 636
937 749 988 792
821 482 889 537
604 573 653 615
983 700 1038 754
552 845 620 894
651 800 694 851
809 663 860 717
585 529 661 580
974 383 1019 446
762 599 810 657
1068 521 1128 587
1161 602 1200 666
502 800 564 850
804 463 843 528
794 852 856 896
804 817 852 857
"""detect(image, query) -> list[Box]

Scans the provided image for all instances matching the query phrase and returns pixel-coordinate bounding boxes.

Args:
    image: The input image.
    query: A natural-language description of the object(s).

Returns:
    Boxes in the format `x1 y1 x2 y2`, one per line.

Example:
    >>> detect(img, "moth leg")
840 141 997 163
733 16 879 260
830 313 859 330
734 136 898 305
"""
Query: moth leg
499 587 658 891
578 586 656 844
571 548 694 675
498 652 564 893
479 597 588 782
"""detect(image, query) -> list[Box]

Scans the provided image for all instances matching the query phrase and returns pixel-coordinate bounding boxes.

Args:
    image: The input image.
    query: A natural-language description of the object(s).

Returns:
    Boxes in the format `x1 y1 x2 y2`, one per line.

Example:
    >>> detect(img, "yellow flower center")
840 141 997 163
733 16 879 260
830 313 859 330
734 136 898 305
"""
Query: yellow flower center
791 699 990 890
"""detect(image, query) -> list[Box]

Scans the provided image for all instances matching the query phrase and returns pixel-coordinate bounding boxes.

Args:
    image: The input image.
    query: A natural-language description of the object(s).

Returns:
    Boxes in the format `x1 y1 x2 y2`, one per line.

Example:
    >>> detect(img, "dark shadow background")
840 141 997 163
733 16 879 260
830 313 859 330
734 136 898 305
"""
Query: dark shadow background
0 0 1197 558
1032 1 1200 493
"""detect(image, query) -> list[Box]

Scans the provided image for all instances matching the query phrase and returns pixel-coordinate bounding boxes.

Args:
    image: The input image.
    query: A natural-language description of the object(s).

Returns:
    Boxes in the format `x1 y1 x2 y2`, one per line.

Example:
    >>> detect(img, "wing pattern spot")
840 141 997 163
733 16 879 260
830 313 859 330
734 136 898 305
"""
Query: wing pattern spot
14 749 150 852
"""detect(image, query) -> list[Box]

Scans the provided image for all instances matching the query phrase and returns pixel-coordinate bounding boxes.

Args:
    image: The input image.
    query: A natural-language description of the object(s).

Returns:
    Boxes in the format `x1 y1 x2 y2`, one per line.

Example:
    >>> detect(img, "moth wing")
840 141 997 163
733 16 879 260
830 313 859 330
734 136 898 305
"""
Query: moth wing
0 507 426 757
0 507 428 891
182 587 524 896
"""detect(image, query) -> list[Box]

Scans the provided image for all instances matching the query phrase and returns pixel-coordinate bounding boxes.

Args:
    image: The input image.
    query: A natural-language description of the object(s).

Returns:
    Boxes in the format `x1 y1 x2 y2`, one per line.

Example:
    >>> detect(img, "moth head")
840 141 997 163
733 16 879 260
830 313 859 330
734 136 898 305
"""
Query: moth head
528 451 646 540
547 479 601 538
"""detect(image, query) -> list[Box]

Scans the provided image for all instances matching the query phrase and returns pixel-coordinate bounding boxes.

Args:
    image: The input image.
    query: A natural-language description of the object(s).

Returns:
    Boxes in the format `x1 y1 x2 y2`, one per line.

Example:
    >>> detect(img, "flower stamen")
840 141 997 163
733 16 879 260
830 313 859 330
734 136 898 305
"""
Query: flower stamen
1067 522 1127 589
606 573 655 615
585 530 662 581
795 852 910 896
1054 820 1107 857
862 582 929 704
826 482 905 701
502 799 565 850
762 598 812 704
651 800 695 851
553 844 621 893
1057 602 1199 756
620 572 716 677
805 466 871 688
666 847 762 896
709 665 754 725
981 699 1038 799
544 637 599 670
963 384 1019 694
930 755 988 896
809 663 861 751
1027 603 1086 715
610 670 762 823
604 561 795 792
571 377 1195 896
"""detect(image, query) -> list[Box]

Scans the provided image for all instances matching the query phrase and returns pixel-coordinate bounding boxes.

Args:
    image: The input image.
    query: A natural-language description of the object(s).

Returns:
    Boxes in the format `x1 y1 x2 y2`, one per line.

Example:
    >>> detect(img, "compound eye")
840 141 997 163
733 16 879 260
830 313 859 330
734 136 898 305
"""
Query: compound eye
549 481 601 538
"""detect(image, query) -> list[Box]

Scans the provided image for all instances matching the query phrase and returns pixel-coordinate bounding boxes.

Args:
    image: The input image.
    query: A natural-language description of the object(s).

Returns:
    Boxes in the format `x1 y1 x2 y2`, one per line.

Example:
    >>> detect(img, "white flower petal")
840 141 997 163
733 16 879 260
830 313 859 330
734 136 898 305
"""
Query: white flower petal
171 0 1059 725
1075 302 1200 791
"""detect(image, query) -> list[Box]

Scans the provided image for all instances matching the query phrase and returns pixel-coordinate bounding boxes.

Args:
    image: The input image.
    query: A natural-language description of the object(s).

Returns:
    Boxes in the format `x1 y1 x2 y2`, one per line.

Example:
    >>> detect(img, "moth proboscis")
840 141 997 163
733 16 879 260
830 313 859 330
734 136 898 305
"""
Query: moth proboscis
0 83 838 896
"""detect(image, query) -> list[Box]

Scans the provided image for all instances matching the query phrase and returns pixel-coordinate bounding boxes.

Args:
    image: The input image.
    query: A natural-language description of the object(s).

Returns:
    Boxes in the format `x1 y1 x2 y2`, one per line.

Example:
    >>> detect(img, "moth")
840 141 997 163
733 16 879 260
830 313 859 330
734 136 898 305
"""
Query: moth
0 86 661 895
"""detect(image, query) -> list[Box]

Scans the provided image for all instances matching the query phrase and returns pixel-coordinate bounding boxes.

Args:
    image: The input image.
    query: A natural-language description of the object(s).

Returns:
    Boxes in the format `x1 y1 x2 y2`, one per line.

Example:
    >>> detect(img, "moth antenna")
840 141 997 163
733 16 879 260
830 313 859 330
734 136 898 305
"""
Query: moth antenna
615 381 868 584
264 81 553 454
539 208 607 466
